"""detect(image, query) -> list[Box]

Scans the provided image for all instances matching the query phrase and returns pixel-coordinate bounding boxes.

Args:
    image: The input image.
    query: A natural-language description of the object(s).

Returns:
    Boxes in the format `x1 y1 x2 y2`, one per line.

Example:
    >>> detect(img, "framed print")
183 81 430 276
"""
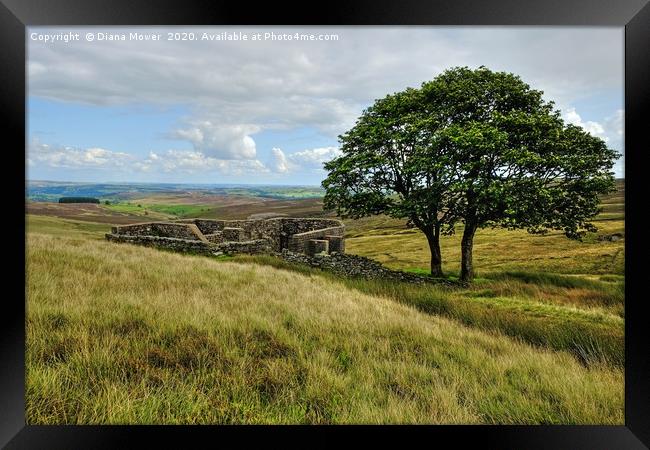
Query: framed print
2 0 649 447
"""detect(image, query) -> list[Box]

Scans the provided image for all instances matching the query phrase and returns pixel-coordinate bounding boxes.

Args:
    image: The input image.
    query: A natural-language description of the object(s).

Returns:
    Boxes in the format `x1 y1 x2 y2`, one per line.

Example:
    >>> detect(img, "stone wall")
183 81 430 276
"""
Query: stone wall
108 216 345 256
186 219 223 234
174 217 344 253
106 233 217 255
222 227 247 242
325 235 345 253
278 218 343 251
111 222 205 241
307 239 329 256
278 249 454 285
183 219 282 247
105 219 453 287
214 239 272 255
287 226 345 254
105 233 272 256
203 232 225 244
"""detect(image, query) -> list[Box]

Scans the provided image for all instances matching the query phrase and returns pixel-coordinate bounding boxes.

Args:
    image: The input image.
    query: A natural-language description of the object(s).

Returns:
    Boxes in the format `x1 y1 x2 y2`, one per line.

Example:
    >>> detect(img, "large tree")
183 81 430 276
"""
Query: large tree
323 67 619 282
322 87 456 276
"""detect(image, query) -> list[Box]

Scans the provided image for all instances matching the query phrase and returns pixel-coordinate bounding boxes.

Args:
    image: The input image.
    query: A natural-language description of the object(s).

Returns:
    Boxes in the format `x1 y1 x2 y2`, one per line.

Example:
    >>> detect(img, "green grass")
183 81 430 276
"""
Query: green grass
231 255 624 368
25 181 624 424
344 180 625 277
102 202 211 219
100 202 164 218
146 204 212 217
27 231 622 424
346 223 624 276
26 215 111 240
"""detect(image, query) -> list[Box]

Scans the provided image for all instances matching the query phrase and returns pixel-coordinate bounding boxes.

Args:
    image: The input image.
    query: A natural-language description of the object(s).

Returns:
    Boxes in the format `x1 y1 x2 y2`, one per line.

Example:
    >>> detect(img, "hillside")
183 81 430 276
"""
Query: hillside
346 180 625 276
26 218 623 424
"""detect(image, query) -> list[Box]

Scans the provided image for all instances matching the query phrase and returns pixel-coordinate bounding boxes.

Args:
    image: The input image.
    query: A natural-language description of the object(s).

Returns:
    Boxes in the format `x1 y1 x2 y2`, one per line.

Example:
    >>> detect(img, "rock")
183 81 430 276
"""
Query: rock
277 249 456 286
599 233 624 242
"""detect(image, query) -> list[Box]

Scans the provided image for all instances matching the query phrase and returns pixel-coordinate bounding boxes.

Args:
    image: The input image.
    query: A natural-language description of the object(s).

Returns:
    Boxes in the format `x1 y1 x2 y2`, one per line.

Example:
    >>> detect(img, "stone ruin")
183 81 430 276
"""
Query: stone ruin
105 215 455 285
105 217 345 257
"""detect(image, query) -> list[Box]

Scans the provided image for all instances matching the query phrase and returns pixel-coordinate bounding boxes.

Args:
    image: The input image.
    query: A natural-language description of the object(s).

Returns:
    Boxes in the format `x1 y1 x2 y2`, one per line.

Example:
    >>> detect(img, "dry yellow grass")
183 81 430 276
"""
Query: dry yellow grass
346 223 624 276
27 230 623 424
344 181 624 276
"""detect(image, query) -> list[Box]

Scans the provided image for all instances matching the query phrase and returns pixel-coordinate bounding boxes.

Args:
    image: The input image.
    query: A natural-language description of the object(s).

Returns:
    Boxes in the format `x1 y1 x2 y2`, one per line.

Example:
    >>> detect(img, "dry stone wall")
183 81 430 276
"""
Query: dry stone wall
203 232 225 244
105 217 452 287
106 234 217 255
223 227 247 242
106 233 271 256
106 216 345 257
287 226 345 254
214 239 272 255
278 249 455 285
111 222 205 241
325 235 344 253
307 239 329 256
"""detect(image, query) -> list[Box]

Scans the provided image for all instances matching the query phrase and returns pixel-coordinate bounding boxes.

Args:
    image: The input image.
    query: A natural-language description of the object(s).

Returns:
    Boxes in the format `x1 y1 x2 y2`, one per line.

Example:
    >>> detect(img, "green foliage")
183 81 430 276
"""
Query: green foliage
323 66 620 279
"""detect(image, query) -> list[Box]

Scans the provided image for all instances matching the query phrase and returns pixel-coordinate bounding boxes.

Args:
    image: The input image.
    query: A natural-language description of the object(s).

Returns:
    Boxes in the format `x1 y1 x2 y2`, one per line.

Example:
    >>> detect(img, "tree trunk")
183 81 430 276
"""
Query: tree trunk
460 221 478 282
424 226 444 278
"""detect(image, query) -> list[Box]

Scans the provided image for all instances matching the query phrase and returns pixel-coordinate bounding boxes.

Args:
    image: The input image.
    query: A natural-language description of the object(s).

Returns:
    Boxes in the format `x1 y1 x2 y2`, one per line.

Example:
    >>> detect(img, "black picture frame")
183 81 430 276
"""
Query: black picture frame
2 0 648 448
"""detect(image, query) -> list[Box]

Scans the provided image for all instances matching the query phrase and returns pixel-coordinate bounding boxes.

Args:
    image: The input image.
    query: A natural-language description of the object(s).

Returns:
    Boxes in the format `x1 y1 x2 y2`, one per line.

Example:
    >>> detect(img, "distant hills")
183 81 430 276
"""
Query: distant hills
26 180 326 202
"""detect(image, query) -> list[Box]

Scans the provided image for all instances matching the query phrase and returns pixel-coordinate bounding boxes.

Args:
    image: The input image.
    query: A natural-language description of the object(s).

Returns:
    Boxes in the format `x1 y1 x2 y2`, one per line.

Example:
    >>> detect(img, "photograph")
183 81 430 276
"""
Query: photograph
22 25 627 426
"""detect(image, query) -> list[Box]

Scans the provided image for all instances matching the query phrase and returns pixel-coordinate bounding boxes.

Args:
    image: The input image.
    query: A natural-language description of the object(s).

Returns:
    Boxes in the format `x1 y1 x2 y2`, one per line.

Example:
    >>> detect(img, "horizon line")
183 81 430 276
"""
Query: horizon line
26 179 325 188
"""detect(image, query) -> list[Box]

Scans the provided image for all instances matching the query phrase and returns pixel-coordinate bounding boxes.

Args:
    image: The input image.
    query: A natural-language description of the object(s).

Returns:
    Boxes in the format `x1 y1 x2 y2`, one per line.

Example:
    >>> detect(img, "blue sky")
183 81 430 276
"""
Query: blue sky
27 27 624 185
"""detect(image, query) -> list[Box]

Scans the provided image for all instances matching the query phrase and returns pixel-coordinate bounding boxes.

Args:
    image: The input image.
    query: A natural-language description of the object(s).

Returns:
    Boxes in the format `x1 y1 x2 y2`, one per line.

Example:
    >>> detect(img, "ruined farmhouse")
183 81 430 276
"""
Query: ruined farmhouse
105 217 345 257
105 215 447 284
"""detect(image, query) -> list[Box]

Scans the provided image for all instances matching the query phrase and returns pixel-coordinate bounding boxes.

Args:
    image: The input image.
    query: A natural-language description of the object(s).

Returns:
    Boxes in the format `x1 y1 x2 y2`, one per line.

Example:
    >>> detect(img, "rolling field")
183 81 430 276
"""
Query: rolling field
25 180 624 424
345 181 624 277
26 201 168 224
27 195 328 223
27 227 622 424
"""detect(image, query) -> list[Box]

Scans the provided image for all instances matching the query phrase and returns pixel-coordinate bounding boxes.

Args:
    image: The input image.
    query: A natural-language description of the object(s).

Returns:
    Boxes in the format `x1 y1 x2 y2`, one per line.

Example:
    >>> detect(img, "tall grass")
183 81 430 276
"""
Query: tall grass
27 233 623 424
344 192 625 277
234 256 624 368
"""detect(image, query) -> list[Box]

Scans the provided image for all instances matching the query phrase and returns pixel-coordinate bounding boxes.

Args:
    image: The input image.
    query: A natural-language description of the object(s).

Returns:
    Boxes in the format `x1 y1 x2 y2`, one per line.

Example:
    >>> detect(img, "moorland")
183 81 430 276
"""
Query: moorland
25 179 624 424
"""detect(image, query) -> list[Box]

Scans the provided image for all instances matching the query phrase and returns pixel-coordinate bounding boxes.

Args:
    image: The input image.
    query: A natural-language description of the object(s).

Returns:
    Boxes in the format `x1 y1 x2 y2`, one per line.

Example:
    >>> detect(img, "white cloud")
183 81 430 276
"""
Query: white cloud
133 149 269 176
270 146 341 173
28 27 623 141
270 147 291 173
563 107 607 139
288 147 342 170
28 140 133 169
603 110 624 176
603 109 624 145
27 27 624 180
171 122 259 160
562 107 623 153
28 139 270 177
560 107 624 177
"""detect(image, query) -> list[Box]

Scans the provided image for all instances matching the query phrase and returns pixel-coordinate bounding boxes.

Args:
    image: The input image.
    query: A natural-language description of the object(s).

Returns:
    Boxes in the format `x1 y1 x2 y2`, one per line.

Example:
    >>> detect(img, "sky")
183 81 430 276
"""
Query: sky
27 26 624 185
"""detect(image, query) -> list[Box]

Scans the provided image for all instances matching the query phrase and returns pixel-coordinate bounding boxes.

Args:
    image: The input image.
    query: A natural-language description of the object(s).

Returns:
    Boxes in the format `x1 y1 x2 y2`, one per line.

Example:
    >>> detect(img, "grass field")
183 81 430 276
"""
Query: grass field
27 195 328 223
232 255 623 368
344 182 624 276
102 202 212 219
26 229 622 424
25 181 624 424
